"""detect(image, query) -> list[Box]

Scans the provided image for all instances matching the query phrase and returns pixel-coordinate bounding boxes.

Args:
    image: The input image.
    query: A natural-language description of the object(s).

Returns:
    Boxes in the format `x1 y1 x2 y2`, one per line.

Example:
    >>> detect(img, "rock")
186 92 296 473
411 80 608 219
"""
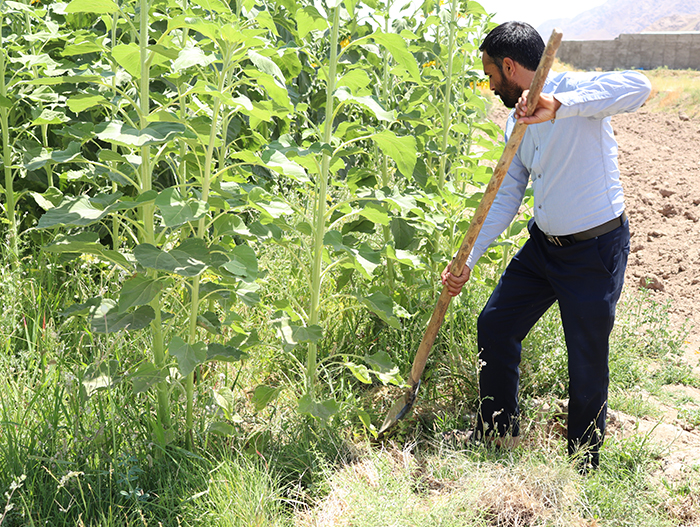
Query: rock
640 275 665 291
679 111 690 122
659 188 675 198
659 203 678 217
685 210 699 222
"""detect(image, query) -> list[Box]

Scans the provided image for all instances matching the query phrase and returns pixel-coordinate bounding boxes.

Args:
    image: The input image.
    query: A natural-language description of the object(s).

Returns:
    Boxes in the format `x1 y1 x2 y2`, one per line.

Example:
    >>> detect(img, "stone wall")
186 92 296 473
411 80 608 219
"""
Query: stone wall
557 33 700 70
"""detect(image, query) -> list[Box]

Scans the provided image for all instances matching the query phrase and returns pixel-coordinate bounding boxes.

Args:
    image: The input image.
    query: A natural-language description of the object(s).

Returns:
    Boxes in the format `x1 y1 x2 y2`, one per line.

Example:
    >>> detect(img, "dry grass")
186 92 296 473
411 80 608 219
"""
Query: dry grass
294 445 589 527
554 59 700 116
637 68 700 116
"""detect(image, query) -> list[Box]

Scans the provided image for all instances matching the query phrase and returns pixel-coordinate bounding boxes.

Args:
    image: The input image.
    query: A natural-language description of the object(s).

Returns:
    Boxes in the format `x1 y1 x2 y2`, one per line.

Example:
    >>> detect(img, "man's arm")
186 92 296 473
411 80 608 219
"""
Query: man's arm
517 70 651 125
442 145 529 296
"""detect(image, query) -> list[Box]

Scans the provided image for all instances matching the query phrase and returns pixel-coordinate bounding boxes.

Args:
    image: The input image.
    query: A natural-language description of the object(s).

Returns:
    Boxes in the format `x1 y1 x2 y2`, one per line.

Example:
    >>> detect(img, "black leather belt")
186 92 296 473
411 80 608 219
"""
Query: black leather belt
544 212 627 247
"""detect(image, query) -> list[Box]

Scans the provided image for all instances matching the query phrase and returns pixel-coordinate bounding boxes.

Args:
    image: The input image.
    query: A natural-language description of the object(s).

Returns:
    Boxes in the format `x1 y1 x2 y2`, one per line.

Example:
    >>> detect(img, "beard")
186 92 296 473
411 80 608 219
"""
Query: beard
496 76 523 109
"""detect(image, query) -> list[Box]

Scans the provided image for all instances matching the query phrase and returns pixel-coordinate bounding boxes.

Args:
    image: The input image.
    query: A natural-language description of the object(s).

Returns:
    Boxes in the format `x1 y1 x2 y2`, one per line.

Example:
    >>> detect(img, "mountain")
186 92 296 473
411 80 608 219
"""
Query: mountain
537 0 700 40
643 13 700 32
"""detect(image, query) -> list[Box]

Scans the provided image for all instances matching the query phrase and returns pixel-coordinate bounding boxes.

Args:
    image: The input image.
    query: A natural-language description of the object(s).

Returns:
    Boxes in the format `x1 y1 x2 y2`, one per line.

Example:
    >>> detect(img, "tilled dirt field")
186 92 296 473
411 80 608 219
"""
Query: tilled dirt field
614 108 700 479
615 108 700 338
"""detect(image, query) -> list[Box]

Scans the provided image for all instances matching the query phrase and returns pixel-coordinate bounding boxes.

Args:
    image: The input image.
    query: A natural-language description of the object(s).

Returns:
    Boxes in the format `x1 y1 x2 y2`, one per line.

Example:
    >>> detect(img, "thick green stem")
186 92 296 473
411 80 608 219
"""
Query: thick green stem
136 0 170 433
183 47 227 448
0 24 18 269
111 13 120 251
380 3 395 288
307 5 341 392
438 0 458 190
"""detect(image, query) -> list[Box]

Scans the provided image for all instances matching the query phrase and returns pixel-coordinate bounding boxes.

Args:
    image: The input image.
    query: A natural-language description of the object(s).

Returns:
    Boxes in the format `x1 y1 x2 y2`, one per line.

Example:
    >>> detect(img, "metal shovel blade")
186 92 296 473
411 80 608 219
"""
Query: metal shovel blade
378 380 420 437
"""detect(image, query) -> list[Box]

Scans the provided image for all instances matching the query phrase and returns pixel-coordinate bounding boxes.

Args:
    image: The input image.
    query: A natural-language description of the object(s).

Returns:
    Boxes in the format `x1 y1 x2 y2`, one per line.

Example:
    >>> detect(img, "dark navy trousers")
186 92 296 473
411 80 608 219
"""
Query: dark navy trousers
474 218 630 465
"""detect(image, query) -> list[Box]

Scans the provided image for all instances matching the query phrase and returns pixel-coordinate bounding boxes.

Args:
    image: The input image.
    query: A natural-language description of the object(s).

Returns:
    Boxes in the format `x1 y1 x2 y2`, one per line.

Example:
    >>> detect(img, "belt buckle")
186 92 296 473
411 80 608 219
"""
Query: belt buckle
546 235 563 247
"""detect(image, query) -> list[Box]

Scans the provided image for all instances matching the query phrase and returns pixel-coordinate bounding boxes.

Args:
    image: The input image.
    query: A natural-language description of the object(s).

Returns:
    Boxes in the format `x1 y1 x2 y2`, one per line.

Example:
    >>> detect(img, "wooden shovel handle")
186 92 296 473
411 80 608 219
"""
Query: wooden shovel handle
408 29 563 387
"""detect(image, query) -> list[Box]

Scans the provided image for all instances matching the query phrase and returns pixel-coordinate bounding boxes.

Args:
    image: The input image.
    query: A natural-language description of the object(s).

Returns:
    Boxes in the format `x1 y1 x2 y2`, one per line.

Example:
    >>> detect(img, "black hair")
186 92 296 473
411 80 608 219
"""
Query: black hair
479 21 545 72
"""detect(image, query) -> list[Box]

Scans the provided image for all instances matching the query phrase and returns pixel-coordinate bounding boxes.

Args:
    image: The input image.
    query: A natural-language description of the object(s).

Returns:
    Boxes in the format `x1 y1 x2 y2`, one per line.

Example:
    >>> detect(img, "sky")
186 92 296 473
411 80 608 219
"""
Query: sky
476 0 608 30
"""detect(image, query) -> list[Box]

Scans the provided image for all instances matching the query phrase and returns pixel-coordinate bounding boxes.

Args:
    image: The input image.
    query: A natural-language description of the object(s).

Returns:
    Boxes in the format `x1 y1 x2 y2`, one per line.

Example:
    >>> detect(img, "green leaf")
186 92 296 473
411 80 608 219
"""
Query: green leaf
366 350 396 372
38 196 109 228
91 303 156 333
358 409 378 438
292 324 323 343
355 243 382 278
206 343 248 362
32 109 70 125
220 244 257 281
296 6 328 39
130 363 168 394
190 0 230 13
30 187 63 210
334 87 394 122
111 43 140 78
211 386 239 422
236 282 260 307
134 241 209 277
359 203 389 226
207 422 237 436
172 42 216 71
385 246 422 268
43 232 133 270
298 394 340 422
337 69 371 93
346 362 372 384
63 41 105 56
197 311 221 334
118 274 162 313
82 360 121 396
324 233 380 279
168 336 207 377
271 312 321 346
133 244 180 273
256 199 295 220
372 32 420 82
251 385 281 411
254 10 278 34
52 142 82 163
390 217 416 250
365 350 403 385
248 50 285 87
95 121 186 148
155 188 208 227
61 297 102 318
361 291 401 329
67 93 108 113
65 0 118 13
372 130 417 178
260 150 309 182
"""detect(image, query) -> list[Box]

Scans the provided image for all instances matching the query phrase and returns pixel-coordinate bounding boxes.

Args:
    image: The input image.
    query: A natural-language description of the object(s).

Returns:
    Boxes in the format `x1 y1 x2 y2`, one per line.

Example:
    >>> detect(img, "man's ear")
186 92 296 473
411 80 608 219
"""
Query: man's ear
501 57 517 79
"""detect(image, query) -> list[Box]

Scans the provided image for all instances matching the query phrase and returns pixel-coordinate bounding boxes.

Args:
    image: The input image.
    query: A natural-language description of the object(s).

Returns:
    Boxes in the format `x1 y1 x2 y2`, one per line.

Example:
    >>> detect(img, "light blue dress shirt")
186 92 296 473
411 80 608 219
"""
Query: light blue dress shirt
467 70 652 270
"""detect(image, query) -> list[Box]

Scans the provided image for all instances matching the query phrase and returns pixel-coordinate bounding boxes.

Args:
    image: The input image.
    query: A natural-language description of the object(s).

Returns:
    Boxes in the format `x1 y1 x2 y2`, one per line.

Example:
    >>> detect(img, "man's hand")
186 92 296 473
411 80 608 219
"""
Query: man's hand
441 261 471 297
514 90 561 125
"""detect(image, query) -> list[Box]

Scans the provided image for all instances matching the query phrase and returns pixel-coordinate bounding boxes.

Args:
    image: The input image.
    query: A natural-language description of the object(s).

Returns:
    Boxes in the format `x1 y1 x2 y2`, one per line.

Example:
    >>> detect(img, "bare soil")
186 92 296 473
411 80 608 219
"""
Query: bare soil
613 108 700 479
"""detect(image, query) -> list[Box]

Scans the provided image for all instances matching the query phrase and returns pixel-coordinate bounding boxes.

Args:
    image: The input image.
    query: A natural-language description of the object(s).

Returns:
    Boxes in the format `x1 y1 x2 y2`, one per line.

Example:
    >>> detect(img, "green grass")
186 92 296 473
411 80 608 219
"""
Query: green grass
2 195 700 526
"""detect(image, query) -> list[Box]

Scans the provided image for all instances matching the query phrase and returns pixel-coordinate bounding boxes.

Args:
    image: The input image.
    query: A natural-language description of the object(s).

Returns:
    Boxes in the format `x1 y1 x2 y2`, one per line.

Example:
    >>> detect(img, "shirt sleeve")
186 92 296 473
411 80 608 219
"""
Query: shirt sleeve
553 71 651 120
466 139 529 269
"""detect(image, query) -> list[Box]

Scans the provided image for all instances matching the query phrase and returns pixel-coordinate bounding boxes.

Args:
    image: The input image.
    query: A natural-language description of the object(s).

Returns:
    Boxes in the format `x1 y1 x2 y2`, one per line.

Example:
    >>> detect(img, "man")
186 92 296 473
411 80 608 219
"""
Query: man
441 21 651 469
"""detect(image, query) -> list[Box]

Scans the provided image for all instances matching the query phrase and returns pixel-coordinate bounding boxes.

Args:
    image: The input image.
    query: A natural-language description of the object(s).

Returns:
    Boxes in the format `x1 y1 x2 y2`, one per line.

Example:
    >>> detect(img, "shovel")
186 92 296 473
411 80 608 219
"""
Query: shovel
378 28 563 437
